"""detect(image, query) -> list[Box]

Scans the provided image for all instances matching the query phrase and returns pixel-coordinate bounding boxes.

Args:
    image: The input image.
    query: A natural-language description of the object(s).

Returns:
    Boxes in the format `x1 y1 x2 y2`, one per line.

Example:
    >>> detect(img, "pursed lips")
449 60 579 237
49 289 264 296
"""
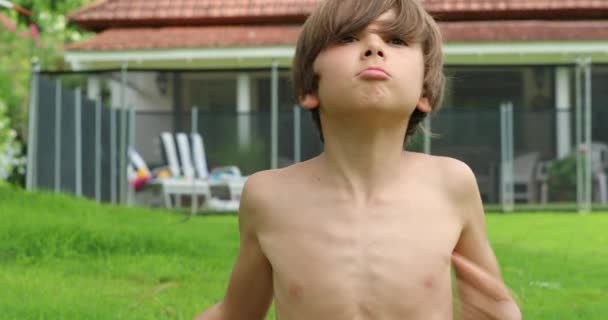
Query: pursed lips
357 67 391 79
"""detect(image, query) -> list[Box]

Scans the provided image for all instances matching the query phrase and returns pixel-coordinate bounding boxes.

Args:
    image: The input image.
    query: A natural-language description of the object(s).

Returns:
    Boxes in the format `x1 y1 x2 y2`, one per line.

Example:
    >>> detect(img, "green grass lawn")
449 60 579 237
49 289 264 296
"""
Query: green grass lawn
1 183 607 319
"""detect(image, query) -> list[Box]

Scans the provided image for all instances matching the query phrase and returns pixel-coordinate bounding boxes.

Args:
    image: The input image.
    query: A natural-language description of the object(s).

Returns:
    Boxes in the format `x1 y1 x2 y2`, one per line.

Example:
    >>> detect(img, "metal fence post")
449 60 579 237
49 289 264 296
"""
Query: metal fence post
75 88 83 197
191 107 198 215
423 116 431 155
110 107 117 204
192 107 198 135
95 99 101 203
119 63 128 204
54 80 62 193
584 57 593 212
574 57 592 213
26 62 40 191
271 60 279 169
500 102 514 212
575 57 582 211
127 105 136 206
508 102 514 211
293 105 301 163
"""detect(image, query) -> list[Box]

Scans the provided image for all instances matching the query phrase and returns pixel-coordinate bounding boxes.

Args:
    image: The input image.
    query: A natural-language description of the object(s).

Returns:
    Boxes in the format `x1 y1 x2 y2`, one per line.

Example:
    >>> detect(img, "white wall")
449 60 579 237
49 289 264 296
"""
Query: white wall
109 72 172 111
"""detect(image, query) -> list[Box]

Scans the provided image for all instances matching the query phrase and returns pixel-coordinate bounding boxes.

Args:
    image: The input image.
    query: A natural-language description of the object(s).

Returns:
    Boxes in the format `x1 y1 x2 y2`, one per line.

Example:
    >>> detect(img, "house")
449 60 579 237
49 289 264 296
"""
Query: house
63 0 608 203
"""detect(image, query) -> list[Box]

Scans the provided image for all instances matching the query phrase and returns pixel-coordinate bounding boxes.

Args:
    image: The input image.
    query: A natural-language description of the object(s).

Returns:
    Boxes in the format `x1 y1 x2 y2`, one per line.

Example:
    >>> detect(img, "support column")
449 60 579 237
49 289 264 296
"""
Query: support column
87 77 101 101
555 67 572 159
237 73 252 148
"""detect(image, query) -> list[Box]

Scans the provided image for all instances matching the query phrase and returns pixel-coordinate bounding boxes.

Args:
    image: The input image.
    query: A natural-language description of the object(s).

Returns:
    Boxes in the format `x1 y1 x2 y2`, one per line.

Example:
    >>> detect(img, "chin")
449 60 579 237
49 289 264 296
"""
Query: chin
354 97 414 113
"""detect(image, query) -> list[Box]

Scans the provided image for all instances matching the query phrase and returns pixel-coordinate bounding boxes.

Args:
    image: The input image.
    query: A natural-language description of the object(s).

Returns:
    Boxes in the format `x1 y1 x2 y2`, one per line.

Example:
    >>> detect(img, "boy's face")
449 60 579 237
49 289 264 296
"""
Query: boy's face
300 9 430 118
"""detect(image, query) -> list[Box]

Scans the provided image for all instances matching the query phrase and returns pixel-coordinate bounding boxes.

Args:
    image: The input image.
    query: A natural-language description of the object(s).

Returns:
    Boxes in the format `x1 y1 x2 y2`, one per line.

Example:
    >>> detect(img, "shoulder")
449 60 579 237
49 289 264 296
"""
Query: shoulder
237 170 280 232
435 155 479 208
406 152 480 209
437 156 478 194
239 164 307 225
242 163 308 201
240 169 282 213
405 152 477 190
428 155 484 226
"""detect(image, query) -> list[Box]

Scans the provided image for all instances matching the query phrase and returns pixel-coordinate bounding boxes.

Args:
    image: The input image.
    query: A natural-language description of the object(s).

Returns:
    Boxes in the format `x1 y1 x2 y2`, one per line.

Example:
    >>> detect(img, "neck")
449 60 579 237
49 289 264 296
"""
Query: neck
317 113 409 202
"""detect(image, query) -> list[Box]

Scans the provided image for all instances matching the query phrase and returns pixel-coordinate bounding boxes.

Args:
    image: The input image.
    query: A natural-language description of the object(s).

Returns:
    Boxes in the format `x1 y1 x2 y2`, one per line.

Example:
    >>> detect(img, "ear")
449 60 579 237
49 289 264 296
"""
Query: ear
416 97 432 113
299 93 320 110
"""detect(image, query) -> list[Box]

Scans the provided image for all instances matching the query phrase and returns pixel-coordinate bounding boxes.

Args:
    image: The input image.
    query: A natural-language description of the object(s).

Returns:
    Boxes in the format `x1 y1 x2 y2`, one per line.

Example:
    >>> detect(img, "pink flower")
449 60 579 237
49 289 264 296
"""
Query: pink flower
29 23 39 38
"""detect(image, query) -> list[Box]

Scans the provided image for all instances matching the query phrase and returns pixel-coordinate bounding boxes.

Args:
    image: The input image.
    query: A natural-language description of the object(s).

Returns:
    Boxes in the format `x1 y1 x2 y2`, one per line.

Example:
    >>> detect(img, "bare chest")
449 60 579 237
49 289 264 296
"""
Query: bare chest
259 199 462 319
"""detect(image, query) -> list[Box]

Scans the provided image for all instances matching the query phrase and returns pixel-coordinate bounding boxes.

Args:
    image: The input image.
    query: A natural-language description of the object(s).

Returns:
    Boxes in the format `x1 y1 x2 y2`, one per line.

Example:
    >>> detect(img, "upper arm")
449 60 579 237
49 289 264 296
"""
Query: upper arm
220 174 274 320
447 160 502 279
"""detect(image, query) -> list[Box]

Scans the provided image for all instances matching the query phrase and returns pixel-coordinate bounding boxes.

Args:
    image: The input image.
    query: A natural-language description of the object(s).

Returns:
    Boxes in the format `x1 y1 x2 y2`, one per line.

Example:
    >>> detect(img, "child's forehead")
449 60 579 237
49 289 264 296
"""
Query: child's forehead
365 9 398 30
374 9 397 23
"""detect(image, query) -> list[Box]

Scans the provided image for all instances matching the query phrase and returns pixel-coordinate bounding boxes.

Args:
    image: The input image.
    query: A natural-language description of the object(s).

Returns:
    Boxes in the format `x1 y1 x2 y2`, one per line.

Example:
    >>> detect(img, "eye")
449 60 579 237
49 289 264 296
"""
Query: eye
389 38 408 46
339 35 358 44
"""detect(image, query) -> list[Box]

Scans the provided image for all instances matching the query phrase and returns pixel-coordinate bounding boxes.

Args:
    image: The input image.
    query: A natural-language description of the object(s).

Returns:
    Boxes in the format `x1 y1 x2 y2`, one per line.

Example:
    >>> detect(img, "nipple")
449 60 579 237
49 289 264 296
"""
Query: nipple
289 283 303 300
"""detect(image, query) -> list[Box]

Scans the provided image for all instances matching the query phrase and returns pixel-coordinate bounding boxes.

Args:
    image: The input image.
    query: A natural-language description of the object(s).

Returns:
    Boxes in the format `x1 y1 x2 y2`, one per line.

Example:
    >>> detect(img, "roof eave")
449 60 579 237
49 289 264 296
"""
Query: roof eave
69 14 310 32
63 41 608 71
432 8 608 21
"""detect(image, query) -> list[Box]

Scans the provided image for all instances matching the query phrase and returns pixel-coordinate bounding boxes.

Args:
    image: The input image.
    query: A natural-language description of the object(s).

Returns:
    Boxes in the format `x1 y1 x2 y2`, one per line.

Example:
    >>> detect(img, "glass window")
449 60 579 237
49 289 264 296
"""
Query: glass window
444 66 554 110
183 73 237 112
446 67 524 109
592 66 608 144
254 74 296 112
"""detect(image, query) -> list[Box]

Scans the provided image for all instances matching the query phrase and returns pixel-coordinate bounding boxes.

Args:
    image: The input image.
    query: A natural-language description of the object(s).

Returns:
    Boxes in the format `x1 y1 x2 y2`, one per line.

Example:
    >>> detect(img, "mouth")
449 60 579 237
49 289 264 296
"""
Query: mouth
357 67 390 80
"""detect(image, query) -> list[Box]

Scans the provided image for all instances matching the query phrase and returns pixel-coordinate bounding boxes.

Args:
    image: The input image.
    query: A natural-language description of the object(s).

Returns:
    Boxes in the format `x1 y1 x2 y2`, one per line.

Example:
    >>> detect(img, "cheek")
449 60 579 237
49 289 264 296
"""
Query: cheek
314 49 354 82
316 62 350 97
398 58 425 93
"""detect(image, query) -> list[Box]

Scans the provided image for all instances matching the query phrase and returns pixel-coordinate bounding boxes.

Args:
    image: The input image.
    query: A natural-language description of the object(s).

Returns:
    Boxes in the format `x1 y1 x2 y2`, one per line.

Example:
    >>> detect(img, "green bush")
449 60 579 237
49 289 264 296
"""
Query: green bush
547 155 582 202
207 137 268 176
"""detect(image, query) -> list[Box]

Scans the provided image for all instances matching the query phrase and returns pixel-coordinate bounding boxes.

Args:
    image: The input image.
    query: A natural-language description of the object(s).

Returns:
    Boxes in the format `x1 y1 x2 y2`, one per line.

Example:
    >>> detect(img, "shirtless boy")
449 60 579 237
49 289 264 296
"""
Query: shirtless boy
195 0 521 319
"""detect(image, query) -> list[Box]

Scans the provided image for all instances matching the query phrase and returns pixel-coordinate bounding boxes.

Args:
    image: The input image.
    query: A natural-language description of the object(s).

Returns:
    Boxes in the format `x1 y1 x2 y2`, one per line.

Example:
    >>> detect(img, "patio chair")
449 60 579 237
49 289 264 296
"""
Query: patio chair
155 131 247 212
190 132 246 201
513 152 540 203
158 132 216 212
160 132 181 178
536 160 551 204
591 142 608 204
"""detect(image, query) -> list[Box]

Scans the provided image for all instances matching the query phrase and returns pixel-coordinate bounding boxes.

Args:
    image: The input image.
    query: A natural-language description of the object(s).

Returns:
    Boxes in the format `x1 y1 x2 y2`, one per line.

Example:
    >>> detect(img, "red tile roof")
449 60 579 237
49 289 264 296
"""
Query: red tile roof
425 0 608 20
65 25 302 51
65 20 608 52
440 20 608 42
69 0 608 31
69 0 317 30
425 0 608 11
66 1 608 52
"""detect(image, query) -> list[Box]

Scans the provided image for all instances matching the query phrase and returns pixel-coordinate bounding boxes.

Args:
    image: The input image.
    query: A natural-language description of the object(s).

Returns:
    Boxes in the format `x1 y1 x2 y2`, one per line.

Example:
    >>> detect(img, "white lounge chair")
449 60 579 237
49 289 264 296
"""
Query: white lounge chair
190 132 246 201
158 132 216 212
172 132 244 210
160 132 181 178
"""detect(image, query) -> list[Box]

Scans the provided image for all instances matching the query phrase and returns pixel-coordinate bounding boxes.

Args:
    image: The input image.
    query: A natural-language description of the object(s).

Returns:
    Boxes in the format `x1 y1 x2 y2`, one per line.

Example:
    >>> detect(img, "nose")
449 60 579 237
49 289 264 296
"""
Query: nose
364 48 384 58
362 38 385 59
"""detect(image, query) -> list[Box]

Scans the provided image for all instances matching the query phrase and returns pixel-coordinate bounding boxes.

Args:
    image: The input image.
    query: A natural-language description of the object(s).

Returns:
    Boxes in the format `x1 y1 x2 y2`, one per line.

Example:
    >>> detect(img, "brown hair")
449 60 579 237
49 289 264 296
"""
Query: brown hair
292 0 445 143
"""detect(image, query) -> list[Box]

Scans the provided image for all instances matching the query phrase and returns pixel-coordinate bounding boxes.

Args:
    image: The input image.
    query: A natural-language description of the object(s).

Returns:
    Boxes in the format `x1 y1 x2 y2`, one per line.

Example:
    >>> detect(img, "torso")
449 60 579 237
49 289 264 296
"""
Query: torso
256 152 464 320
